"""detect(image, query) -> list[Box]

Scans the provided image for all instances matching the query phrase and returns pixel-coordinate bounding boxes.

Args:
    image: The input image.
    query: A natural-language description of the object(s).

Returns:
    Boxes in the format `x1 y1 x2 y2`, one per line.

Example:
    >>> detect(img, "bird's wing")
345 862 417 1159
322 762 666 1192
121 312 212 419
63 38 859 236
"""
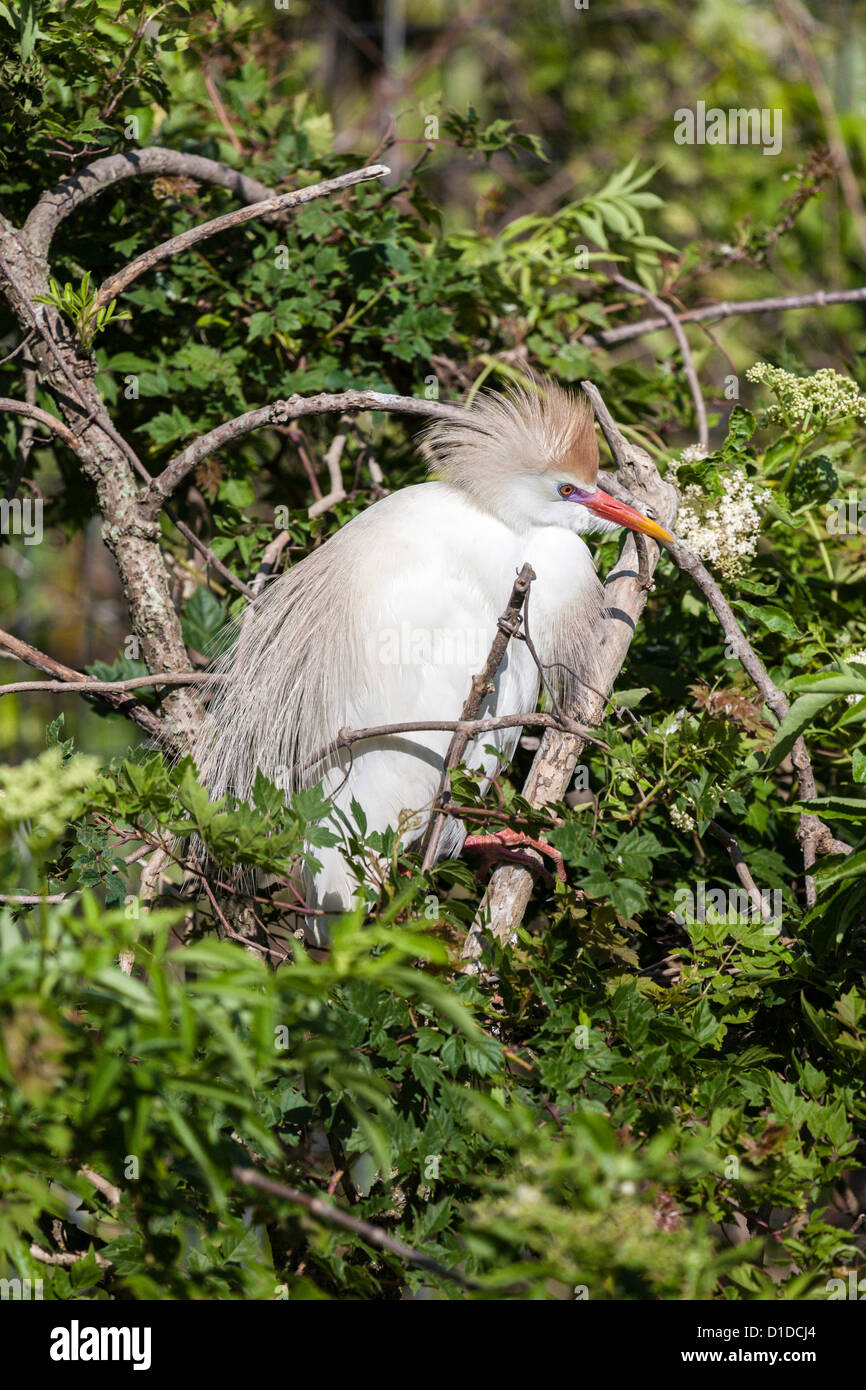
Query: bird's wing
193 483 538 831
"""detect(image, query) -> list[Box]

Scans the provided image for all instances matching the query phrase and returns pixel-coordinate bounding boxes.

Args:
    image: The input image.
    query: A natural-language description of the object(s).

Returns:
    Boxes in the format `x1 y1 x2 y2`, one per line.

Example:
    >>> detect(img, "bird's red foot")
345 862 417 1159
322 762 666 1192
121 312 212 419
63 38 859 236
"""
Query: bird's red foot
462 826 566 888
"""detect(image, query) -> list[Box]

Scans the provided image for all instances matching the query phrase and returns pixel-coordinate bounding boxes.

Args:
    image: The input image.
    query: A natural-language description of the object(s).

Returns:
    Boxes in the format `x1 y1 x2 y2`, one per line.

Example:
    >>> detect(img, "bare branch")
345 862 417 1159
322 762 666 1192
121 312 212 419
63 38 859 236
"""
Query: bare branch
0 626 169 743
233 1166 479 1291
300 711 603 786
0 395 90 456
707 821 774 923
580 286 866 349
30 1243 111 1270
609 273 709 450
0 893 69 904
0 328 35 367
141 390 462 519
203 65 244 155
250 529 292 598
23 146 278 256
308 428 350 518
79 1165 121 1207
0 672 220 698
93 164 391 310
421 563 536 871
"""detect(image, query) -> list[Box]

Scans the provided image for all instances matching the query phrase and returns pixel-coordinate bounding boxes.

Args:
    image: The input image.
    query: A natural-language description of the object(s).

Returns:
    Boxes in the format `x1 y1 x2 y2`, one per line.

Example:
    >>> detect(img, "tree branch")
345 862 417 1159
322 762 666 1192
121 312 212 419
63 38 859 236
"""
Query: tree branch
609 273 709 450
23 146 278 256
232 1166 479 1291
0 672 219 698
93 164 391 310
299 711 603 786
249 529 293 598
141 391 462 519
0 395 90 456
0 626 169 743
580 286 866 349
421 563 536 871
707 820 775 923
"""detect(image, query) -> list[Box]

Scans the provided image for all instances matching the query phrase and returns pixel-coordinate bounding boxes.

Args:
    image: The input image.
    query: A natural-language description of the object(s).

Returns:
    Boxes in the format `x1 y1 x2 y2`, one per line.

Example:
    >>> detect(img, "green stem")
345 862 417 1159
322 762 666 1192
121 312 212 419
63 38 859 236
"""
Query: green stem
805 508 836 587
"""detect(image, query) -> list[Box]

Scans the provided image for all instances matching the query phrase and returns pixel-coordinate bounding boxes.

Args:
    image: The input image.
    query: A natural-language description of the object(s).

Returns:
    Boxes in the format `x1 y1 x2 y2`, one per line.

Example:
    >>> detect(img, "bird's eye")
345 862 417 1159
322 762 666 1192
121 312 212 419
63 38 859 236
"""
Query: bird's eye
558 483 576 498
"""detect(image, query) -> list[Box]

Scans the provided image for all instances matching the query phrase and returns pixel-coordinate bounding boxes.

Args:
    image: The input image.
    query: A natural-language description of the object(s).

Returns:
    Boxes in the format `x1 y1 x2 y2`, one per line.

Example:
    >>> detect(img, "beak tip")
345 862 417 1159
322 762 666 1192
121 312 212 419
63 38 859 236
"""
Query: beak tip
584 490 674 545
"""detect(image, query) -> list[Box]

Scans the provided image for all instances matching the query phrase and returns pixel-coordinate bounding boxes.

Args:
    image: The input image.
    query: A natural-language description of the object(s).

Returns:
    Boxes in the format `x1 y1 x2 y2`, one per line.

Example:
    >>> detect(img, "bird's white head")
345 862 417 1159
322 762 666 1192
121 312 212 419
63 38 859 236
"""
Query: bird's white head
422 380 672 543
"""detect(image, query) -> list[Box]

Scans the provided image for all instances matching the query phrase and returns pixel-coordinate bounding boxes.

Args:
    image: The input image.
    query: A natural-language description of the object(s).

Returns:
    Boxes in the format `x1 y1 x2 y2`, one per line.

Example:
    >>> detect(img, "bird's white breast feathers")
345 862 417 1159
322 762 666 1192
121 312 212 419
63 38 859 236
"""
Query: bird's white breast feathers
194 480 606 914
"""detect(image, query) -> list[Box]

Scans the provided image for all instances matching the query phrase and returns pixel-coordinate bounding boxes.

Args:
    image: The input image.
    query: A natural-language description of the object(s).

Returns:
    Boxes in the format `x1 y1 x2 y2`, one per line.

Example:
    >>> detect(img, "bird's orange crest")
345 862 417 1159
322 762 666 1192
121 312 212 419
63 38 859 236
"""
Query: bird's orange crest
421 379 599 502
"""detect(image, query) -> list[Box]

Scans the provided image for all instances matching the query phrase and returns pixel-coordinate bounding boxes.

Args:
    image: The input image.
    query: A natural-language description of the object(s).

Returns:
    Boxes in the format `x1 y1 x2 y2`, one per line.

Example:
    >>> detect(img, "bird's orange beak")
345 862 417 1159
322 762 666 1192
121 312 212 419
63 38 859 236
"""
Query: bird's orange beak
577 489 673 544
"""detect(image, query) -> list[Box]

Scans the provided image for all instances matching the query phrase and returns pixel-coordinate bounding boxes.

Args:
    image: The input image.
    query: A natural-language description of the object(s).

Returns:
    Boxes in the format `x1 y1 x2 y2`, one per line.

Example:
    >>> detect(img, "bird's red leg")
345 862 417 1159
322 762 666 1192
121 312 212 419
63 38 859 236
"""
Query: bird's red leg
462 826 566 887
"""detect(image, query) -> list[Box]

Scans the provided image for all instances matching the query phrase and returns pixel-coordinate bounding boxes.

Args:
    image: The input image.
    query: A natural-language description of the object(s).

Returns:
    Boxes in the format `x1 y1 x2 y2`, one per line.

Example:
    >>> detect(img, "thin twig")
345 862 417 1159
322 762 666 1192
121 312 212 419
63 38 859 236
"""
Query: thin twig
0 328 34 367
203 64 244 154
0 893 68 904
302 710 602 785
233 1166 480 1291
0 672 220 697
30 1243 111 1270
609 273 709 450
79 1165 121 1207
421 563 536 871
308 428 349 517
0 395 88 455
0 626 169 742
250 529 293 598
707 820 774 922
579 286 866 349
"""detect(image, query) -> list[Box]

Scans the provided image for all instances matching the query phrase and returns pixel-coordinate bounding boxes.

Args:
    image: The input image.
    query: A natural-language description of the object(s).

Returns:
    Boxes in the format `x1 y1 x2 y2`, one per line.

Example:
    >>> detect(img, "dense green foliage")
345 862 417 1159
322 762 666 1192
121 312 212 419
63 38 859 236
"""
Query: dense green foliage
0 1 864 1300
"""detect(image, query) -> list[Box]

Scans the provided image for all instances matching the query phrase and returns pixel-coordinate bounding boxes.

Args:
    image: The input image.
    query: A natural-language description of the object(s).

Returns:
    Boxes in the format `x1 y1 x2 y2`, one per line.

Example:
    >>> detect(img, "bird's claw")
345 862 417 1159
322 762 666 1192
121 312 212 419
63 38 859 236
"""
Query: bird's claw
462 826 567 888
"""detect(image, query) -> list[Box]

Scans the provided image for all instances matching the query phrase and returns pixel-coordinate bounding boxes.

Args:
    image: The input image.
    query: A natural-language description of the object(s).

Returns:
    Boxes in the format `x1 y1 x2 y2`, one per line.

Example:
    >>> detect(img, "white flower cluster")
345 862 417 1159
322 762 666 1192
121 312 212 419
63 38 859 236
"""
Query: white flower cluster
675 467 771 580
669 802 696 832
843 648 866 705
672 444 708 469
746 362 866 426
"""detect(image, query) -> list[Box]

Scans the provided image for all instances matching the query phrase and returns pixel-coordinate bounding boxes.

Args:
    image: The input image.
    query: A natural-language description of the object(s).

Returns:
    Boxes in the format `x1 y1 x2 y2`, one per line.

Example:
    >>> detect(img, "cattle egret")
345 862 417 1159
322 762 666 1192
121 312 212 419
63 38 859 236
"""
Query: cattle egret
194 382 672 939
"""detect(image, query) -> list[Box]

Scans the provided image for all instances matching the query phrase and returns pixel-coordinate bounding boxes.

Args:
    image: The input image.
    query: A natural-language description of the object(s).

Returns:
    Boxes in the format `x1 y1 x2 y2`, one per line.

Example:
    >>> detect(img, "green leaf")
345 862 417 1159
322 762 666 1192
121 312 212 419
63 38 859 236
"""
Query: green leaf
732 601 801 640
182 587 226 659
766 692 839 770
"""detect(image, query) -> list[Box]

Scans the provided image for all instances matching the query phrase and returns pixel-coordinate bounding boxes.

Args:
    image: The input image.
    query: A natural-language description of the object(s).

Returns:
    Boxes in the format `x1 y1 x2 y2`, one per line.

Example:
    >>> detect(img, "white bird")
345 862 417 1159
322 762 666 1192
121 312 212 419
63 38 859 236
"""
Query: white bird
194 382 671 940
